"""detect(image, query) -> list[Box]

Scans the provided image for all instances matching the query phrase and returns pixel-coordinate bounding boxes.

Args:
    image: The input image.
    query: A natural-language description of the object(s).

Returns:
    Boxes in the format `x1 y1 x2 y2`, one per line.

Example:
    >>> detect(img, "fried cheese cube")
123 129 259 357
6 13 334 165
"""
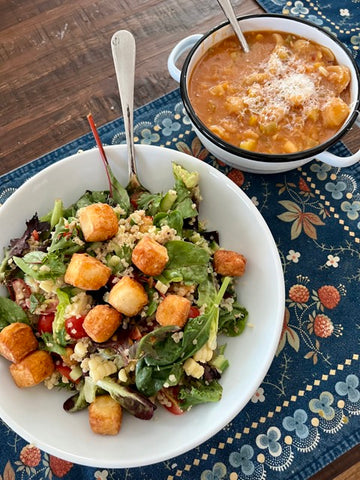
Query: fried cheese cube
64 253 111 290
156 294 191 328
213 249 247 277
88 395 122 435
0 323 38 363
131 236 169 276
78 203 118 242
10 350 55 387
321 97 350 128
108 276 148 317
83 305 122 342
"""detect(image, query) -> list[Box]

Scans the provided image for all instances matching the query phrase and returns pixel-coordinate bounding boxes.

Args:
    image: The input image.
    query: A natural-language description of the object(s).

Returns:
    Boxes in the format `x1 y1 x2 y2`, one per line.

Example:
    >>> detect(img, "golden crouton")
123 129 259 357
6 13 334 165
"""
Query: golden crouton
131 236 169 276
79 203 118 242
10 350 55 388
0 323 38 363
108 276 148 317
156 294 191 328
213 249 247 277
83 305 122 342
64 253 111 290
88 395 122 435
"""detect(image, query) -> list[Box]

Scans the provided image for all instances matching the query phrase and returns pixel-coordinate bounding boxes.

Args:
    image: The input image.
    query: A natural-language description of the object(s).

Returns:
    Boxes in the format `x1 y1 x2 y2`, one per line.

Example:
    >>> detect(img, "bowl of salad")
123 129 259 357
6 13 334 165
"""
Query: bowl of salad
0 144 284 468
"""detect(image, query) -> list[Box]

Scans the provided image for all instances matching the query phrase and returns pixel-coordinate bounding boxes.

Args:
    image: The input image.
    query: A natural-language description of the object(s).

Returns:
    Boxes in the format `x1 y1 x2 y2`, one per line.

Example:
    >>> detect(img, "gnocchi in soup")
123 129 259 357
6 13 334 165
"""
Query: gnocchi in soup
188 31 351 155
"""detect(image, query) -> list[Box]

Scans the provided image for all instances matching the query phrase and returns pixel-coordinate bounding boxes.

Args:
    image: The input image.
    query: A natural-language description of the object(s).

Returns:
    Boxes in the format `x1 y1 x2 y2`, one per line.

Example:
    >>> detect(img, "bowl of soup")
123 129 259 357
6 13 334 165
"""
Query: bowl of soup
168 14 360 174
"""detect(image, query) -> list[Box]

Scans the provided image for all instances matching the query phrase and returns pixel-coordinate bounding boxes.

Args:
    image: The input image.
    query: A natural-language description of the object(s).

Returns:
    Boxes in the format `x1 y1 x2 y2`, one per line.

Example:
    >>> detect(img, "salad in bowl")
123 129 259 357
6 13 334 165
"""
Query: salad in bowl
0 158 248 435
0 144 284 467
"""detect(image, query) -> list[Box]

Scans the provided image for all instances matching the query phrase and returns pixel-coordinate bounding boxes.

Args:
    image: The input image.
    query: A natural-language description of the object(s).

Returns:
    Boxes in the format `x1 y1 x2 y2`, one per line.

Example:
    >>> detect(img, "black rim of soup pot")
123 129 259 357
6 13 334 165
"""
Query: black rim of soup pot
180 13 360 164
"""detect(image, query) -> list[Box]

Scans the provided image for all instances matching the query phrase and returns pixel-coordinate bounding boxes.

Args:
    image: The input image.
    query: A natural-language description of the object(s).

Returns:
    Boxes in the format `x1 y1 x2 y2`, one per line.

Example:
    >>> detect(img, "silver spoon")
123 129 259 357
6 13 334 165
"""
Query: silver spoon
111 30 143 194
217 0 249 53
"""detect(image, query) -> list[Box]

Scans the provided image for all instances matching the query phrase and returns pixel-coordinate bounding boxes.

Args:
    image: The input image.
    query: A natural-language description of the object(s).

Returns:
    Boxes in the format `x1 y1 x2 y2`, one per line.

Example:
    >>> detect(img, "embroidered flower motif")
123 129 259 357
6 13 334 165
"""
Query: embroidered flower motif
287 250 301 263
351 34 360 47
289 284 310 303
325 181 347 199
229 445 255 475
139 128 160 145
19 444 41 467
313 314 334 338
309 391 335 420
299 178 311 193
256 427 282 457
278 200 325 240
160 118 181 136
310 162 332 181
227 169 245 187
340 8 350 16
95 470 109 480
326 254 340 268
290 1 309 15
341 200 360 220
49 455 73 478
251 387 265 403
317 285 341 309
335 375 360 403
174 102 191 125
251 196 259 207
200 462 227 480
307 14 323 25
277 307 300 355
176 137 208 160
282 409 309 439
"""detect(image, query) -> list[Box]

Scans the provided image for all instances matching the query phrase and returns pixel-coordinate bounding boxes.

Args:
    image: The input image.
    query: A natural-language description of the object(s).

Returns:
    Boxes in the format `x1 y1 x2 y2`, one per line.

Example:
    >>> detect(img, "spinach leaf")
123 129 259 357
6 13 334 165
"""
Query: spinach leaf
135 358 183 397
219 302 248 336
179 379 222 410
153 210 183 236
159 240 210 285
172 179 197 219
0 297 29 331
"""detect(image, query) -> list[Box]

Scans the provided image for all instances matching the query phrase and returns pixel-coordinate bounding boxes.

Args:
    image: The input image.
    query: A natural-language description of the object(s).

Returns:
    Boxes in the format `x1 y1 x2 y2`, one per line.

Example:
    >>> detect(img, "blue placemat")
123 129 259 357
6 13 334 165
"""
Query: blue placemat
1 7 360 480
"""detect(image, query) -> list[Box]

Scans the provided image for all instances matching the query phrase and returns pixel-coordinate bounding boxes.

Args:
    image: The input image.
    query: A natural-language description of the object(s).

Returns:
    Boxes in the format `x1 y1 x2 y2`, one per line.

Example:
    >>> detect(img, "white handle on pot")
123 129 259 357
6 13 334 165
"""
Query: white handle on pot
317 145 360 168
167 34 203 83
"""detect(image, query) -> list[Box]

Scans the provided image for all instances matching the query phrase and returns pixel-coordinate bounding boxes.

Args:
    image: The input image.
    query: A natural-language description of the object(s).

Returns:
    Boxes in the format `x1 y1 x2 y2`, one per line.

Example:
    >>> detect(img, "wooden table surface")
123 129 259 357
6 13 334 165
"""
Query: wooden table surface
0 0 359 477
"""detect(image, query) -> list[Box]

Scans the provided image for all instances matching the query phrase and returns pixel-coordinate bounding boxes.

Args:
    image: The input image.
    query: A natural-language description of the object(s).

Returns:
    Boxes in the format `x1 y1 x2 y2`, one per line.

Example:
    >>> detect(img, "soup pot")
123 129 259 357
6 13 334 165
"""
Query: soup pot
168 14 360 174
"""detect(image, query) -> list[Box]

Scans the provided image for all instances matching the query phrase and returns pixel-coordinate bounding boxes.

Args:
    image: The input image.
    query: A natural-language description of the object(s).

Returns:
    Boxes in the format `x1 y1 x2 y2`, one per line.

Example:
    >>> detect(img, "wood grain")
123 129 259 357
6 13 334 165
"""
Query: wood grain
0 1 359 476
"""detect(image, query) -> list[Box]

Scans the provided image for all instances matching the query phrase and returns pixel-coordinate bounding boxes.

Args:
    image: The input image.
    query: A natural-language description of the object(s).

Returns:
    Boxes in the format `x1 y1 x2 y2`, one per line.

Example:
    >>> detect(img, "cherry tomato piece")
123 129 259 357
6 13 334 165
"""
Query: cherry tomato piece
158 387 185 415
38 313 55 334
188 306 200 318
65 316 87 339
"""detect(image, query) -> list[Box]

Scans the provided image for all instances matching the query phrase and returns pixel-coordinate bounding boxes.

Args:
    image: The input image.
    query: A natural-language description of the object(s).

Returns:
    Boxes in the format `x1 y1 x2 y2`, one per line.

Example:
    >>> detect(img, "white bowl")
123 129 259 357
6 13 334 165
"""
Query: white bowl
168 14 360 174
0 145 284 467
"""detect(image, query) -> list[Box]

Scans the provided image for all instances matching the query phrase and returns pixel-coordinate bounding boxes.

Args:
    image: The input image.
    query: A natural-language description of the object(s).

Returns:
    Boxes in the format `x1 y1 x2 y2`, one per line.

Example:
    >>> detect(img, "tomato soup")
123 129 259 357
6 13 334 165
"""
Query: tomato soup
188 31 351 155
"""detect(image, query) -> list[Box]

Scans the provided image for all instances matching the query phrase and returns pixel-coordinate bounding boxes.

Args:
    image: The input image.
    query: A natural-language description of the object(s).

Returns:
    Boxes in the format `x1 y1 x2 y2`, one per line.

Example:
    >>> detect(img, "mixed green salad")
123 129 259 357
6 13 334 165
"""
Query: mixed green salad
0 160 248 427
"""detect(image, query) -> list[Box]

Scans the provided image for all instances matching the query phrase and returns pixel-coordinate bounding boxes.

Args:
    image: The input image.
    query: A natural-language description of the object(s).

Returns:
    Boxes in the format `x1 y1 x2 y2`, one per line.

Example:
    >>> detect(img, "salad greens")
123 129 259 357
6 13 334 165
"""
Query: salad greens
0 160 248 428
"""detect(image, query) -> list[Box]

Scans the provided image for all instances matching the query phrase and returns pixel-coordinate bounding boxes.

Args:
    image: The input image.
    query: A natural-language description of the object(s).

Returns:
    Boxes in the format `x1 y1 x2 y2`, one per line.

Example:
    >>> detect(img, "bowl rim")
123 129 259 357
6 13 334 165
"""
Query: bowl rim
180 13 360 164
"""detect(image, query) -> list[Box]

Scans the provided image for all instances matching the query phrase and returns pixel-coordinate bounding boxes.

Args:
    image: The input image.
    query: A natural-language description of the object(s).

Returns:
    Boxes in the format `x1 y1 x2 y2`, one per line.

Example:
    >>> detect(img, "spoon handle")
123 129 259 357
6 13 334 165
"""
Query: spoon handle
111 30 139 189
217 0 249 53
